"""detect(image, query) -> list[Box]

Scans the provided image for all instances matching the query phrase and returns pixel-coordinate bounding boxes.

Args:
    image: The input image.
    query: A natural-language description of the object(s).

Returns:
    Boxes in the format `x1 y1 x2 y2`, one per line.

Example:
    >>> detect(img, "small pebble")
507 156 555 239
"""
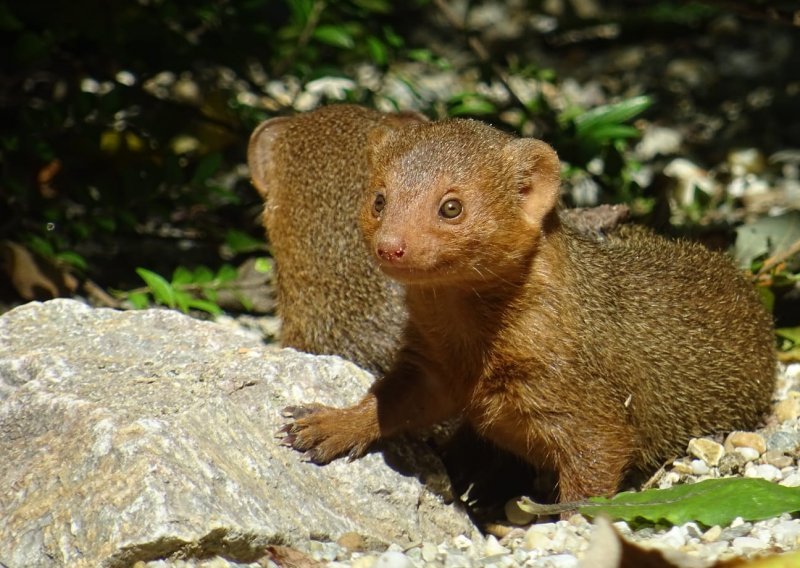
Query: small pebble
702 525 722 543
775 394 800 422
768 431 800 453
772 520 800 548
351 556 378 568
763 450 794 469
452 534 473 551
421 542 439 562
658 526 687 549
780 472 800 487
688 438 725 466
672 459 693 475
731 536 767 554
544 554 578 567
725 431 767 455
691 459 710 475
483 535 510 556
745 462 782 481
735 446 761 462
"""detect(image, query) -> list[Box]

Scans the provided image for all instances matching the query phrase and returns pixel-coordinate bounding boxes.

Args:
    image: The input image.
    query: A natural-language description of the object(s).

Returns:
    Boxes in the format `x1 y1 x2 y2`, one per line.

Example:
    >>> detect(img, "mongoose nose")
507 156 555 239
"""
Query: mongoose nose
376 239 406 262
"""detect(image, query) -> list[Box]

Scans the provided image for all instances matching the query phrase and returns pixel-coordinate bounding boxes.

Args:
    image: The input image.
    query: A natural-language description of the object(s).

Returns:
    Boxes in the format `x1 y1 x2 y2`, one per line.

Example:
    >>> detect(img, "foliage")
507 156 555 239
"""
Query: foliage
2 0 794 322
520 478 800 527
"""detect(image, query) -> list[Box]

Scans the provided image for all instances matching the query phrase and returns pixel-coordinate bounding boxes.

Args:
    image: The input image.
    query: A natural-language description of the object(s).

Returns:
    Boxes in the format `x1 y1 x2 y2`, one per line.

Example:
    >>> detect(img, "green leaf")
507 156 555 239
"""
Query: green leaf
216 264 238 283
579 478 800 527
55 251 88 271
193 266 215 283
580 124 641 143
225 230 266 254
128 292 150 310
448 94 496 117
191 152 222 186
254 257 273 274
172 266 194 286
313 25 355 49
235 292 254 312
574 95 653 136
136 268 176 308
173 289 192 313
366 36 388 66
776 327 800 345
187 298 223 316
758 286 776 313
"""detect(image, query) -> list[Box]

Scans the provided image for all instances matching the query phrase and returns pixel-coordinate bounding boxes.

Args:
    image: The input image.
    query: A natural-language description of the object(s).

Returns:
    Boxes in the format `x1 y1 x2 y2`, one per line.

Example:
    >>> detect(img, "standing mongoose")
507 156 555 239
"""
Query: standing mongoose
282 118 776 503
247 105 424 375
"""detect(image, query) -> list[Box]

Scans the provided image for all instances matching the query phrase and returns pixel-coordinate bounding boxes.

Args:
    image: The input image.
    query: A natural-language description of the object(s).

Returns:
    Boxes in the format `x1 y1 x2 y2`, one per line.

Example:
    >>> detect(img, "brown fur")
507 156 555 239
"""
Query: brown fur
283 117 776 502
247 105 424 374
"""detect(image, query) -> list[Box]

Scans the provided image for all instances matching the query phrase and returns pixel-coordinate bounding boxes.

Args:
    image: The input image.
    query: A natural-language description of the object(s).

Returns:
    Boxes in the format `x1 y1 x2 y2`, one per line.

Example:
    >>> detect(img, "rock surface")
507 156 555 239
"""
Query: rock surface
0 300 472 567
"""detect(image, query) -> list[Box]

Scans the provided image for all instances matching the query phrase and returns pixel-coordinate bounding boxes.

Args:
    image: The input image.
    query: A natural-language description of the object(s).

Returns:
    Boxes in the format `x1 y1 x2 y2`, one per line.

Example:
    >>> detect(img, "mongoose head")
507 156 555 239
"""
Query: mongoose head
361 119 562 289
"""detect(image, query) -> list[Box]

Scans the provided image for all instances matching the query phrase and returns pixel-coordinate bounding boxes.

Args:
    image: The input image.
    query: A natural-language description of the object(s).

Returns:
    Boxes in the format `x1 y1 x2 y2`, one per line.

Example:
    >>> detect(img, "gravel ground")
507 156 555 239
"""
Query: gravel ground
279 364 800 568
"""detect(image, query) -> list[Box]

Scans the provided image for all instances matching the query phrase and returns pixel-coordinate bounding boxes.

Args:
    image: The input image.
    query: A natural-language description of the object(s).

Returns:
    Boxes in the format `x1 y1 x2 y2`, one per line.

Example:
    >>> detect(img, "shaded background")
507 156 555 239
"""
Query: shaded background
1 0 798 338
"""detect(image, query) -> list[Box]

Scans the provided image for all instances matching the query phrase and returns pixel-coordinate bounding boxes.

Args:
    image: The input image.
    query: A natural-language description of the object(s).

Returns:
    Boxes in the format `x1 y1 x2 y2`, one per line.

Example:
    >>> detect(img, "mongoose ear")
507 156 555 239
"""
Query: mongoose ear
247 116 292 199
503 138 561 224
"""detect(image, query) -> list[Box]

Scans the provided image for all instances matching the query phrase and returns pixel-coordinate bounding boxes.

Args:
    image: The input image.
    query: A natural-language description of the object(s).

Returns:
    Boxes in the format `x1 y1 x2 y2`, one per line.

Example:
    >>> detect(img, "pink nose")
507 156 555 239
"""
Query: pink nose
376 238 406 262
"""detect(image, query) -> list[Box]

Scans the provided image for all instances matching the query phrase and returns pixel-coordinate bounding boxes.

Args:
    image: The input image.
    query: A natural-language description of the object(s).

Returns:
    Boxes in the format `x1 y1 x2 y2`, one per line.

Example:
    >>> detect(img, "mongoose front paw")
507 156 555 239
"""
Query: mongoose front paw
279 404 374 464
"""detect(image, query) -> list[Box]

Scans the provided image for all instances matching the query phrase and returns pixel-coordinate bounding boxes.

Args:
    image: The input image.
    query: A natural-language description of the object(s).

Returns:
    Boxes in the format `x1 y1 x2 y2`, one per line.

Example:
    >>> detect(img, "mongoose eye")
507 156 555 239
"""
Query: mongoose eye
439 198 463 219
373 193 386 216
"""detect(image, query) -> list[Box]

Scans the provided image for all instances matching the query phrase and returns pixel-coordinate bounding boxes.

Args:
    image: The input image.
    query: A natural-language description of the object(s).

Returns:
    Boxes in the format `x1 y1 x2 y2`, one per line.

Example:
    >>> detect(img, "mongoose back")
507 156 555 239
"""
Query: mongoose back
283 117 776 502
247 105 423 374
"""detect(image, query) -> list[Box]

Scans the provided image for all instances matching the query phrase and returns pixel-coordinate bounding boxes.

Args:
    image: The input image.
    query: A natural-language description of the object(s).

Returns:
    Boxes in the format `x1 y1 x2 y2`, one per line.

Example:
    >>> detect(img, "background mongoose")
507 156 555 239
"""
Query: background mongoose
283 118 776 503
248 105 423 375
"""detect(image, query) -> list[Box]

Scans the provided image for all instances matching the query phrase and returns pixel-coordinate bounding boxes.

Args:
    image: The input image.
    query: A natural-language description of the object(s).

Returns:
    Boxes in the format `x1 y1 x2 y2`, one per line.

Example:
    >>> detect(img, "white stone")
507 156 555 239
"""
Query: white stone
483 535 509 556
691 459 710 475
780 472 800 487
736 447 761 463
744 463 782 481
731 536 767 554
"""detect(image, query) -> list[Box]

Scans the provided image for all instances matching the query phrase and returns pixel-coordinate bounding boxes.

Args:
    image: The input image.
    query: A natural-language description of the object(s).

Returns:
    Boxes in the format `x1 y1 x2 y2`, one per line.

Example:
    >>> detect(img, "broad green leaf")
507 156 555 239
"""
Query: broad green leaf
172 266 194 286
225 230 266 254
193 265 215 283
580 124 641 143
449 95 496 117
254 257 273 274
313 26 355 49
188 298 223 316
128 292 150 310
776 327 800 344
574 95 653 135
56 251 88 271
174 289 192 313
580 478 800 527
136 268 176 308
216 264 238 282
191 152 222 185
758 285 775 313
366 36 388 66
235 292 254 312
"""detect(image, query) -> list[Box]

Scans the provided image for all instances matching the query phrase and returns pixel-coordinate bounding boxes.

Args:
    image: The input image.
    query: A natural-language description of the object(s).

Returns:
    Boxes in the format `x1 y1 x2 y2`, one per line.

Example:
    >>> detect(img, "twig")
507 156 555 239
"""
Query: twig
756 237 800 277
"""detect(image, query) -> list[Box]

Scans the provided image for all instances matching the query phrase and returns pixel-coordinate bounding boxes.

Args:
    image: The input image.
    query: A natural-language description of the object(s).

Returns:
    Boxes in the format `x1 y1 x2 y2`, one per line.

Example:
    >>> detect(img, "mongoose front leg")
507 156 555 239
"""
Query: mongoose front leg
281 358 461 464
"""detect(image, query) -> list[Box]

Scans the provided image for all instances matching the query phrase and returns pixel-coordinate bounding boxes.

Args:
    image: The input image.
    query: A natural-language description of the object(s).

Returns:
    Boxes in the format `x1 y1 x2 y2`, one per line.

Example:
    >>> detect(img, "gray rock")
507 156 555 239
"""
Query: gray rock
0 300 472 567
